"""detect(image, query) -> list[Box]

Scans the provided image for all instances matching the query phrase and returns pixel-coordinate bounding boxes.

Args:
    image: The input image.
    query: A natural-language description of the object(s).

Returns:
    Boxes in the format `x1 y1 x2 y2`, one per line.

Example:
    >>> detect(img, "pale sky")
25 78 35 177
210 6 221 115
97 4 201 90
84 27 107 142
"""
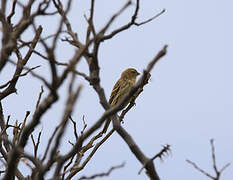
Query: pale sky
1 0 233 179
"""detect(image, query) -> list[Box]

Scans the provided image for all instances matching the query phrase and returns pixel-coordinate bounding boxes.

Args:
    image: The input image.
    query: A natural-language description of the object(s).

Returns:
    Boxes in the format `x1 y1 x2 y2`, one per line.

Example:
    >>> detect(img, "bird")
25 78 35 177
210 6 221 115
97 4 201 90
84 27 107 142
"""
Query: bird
102 68 140 134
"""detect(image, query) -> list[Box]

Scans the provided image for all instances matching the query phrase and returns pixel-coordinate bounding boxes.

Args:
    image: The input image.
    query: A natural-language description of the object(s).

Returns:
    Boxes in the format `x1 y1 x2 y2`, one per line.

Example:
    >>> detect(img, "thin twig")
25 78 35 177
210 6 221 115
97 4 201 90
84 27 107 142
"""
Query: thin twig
0 65 41 89
187 159 215 179
69 116 78 140
134 9 165 26
35 86 44 110
80 115 87 135
79 162 125 180
138 144 171 174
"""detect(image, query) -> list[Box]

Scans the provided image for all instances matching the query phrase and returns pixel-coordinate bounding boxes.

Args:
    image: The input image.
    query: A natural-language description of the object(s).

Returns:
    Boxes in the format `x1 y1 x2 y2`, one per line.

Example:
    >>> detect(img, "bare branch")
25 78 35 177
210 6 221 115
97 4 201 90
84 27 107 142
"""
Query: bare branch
101 1 165 42
219 163 231 173
134 9 165 26
69 116 78 140
187 159 215 179
80 115 87 135
98 0 132 38
8 59 51 89
210 139 218 174
138 145 171 175
68 129 114 178
0 25 42 100
0 65 40 89
187 139 231 180
6 0 17 25
31 129 42 158
18 111 30 143
73 70 91 82
43 85 83 179
79 162 125 180
85 0 96 43
42 123 62 162
35 86 44 110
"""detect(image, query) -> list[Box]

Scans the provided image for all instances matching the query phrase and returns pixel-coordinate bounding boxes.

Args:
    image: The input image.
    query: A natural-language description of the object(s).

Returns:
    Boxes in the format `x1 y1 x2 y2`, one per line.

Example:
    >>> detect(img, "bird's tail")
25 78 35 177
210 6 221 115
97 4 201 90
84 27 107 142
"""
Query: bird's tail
102 118 111 134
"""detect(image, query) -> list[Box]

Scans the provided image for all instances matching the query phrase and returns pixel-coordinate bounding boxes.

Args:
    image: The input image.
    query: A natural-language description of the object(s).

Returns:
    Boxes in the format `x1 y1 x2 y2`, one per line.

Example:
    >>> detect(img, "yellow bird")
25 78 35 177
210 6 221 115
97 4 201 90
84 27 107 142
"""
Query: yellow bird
102 68 140 134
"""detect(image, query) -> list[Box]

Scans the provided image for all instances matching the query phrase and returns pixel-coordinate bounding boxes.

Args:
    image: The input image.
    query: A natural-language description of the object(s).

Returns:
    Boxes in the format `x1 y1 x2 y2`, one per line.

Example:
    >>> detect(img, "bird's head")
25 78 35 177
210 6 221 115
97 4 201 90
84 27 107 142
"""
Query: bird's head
121 68 140 81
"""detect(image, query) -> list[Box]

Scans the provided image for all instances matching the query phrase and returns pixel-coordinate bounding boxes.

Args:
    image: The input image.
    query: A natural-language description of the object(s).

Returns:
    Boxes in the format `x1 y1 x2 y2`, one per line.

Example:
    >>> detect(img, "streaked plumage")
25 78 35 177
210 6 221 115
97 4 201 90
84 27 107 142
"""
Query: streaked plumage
102 68 140 134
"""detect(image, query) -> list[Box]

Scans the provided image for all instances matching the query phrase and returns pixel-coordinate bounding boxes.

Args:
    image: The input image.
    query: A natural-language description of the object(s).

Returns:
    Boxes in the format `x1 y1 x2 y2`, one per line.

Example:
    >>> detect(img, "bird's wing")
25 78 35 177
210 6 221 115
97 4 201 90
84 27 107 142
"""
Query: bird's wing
109 79 121 105
109 79 132 106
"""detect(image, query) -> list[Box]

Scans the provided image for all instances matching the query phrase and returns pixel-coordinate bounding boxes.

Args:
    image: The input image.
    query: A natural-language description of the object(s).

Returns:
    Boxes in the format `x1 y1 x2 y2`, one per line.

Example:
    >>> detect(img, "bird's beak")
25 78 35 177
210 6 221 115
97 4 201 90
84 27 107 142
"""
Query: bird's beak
137 72 140 76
